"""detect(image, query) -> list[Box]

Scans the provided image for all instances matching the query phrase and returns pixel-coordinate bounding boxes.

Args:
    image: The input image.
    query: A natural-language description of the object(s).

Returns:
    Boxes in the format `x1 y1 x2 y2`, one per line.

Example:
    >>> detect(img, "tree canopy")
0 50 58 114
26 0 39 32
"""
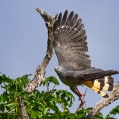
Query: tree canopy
0 73 119 119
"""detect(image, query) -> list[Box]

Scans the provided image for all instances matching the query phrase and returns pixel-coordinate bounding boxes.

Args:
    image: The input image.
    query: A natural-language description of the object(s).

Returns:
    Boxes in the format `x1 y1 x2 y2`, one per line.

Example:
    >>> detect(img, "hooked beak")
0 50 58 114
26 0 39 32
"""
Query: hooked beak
54 66 58 70
54 67 57 71
54 66 59 73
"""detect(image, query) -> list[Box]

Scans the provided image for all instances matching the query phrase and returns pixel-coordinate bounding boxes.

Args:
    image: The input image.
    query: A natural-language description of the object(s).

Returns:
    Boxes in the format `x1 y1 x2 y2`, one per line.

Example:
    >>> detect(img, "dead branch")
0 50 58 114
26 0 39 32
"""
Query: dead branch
88 82 119 118
19 8 57 119
25 8 57 92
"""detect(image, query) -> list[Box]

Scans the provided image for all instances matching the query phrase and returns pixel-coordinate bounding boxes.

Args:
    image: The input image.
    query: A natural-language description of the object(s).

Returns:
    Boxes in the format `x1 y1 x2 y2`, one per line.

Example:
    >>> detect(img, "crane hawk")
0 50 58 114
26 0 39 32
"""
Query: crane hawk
53 10 119 105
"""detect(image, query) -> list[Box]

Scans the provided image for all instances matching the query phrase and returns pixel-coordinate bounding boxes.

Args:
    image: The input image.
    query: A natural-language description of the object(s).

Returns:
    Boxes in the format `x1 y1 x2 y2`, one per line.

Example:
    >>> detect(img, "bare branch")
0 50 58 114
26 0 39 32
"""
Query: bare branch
25 8 58 92
88 82 119 118
19 8 57 119
19 97 30 119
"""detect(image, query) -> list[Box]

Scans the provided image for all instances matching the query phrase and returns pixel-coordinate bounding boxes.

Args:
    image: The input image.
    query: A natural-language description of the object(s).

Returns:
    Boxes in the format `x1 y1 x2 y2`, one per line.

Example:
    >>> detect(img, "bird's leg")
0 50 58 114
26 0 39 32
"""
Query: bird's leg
70 86 86 107
76 87 85 97
76 87 85 107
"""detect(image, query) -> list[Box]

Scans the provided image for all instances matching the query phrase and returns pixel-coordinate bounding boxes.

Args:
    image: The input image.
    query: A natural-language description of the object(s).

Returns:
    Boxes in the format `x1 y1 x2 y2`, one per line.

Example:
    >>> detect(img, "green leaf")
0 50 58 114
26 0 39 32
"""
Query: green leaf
93 112 103 119
43 76 59 86
109 105 119 115
48 101 59 112
85 107 93 113
30 110 38 118
0 72 12 84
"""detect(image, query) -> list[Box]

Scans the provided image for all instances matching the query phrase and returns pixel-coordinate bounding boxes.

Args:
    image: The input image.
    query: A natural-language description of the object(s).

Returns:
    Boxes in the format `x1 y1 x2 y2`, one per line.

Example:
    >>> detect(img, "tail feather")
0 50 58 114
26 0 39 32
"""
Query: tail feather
83 76 114 97
96 76 114 91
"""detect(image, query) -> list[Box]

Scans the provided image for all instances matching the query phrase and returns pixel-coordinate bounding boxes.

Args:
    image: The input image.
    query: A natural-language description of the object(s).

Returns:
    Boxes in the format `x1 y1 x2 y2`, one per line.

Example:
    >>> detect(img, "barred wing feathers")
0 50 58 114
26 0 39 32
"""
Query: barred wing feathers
53 10 91 71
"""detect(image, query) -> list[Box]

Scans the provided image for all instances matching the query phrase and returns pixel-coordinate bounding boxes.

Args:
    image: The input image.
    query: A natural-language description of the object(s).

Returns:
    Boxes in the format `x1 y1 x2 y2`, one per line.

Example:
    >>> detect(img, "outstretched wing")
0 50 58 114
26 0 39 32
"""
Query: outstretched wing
53 10 91 71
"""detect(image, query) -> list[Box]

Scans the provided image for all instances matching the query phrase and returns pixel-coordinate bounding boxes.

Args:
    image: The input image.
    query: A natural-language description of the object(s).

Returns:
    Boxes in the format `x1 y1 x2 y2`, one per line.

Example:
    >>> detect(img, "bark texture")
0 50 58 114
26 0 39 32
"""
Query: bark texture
20 8 57 119
25 8 57 92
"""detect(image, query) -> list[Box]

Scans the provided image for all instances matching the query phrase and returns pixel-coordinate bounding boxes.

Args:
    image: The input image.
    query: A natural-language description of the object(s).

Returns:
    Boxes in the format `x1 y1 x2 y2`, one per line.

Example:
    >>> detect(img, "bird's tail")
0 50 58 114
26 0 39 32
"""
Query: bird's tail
83 76 114 97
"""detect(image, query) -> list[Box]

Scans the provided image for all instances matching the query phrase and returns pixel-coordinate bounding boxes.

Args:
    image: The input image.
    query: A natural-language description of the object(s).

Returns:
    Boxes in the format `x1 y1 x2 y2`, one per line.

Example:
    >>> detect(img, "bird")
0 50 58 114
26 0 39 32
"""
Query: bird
53 10 119 106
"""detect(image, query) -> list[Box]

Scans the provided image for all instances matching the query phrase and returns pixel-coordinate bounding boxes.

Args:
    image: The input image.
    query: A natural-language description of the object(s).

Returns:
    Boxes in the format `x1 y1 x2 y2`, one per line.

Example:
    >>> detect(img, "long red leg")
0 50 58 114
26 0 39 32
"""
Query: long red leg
76 87 85 107
76 87 85 97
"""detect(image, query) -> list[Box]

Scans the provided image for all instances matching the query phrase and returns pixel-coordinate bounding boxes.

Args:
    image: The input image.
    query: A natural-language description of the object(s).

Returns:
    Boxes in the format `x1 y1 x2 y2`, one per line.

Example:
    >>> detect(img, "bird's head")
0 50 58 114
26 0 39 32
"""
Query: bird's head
54 64 69 74
54 65 67 78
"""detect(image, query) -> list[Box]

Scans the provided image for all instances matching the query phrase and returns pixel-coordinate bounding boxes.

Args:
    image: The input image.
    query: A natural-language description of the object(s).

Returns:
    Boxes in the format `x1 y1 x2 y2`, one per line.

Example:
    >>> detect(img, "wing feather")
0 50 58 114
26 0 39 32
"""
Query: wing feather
57 13 62 27
53 10 91 70
61 10 68 25
71 14 78 26
66 11 74 25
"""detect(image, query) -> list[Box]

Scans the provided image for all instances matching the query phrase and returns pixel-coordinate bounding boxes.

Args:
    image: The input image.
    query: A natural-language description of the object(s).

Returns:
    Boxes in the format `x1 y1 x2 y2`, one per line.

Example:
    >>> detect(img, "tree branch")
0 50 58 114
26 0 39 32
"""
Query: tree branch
19 8 57 119
88 82 119 118
19 97 30 119
25 8 57 92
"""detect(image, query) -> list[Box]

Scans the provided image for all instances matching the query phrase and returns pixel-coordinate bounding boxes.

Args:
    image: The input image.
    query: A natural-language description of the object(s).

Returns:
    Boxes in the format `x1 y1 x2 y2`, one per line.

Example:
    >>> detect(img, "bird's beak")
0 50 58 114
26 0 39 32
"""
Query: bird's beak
54 67 58 70
54 66 59 73
54 67 57 71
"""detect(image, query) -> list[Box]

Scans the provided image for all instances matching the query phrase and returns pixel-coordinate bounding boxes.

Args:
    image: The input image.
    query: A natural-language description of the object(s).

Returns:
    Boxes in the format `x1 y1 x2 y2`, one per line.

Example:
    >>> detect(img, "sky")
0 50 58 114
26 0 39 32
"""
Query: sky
0 0 119 117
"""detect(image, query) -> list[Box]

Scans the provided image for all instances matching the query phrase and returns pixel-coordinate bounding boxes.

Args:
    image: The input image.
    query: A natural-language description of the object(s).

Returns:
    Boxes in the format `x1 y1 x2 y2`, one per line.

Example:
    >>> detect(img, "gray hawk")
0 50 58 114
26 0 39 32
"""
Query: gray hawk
53 10 119 106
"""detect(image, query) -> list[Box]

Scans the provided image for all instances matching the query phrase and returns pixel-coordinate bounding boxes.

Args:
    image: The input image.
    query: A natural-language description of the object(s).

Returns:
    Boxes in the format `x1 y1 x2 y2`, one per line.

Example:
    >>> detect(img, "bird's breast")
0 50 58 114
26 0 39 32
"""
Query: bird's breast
60 76 83 87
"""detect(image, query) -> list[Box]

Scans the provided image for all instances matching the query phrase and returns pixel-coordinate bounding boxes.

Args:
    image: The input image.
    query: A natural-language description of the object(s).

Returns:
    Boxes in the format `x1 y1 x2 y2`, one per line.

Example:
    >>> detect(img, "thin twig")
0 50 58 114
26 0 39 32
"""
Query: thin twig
52 84 56 90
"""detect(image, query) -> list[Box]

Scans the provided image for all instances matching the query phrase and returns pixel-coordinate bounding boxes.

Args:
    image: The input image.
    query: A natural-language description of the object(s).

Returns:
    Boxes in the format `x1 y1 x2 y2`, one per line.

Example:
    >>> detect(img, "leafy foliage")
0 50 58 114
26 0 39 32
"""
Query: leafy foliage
105 106 119 119
0 73 118 119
